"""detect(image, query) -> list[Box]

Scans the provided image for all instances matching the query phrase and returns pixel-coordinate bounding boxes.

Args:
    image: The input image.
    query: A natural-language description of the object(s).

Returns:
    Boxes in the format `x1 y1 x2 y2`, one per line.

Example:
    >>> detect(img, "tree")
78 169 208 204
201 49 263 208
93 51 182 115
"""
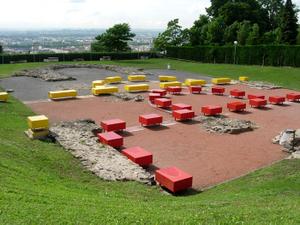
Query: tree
207 17 226 45
189 15 210 45
280 0 298 44
237 21 252 45
246 23 260 45
207 0 230 17
224 21 240 44
257 0 284 29
216 0 269 33
91 23 135 52
154 19 189 51
0 45 3 54
297 26 300 44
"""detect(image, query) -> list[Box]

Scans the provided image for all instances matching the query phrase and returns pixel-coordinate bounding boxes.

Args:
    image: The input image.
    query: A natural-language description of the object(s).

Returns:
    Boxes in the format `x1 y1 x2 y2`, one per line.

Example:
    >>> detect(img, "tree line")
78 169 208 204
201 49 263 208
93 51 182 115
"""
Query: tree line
154 0 299 51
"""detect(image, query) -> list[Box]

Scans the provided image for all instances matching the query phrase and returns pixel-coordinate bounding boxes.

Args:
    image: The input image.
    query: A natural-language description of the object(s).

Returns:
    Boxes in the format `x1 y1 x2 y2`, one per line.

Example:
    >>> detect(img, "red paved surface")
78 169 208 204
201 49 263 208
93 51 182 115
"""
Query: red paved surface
27 84 300 189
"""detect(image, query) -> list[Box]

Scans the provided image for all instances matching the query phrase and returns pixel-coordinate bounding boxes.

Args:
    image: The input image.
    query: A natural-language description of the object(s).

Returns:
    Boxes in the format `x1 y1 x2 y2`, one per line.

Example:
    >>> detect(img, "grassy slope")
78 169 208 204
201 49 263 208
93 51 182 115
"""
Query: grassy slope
1 58 300 90
1 60 300 224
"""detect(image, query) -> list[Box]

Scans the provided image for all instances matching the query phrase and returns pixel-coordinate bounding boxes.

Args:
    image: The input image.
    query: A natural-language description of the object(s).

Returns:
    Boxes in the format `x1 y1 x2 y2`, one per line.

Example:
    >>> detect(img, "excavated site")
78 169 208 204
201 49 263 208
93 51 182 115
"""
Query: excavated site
2 64 300 189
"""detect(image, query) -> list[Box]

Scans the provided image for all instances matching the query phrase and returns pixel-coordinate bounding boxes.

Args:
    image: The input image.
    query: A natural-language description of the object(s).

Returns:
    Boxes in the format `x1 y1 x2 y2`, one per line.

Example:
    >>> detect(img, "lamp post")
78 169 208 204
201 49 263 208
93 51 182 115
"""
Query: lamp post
233 41 238 64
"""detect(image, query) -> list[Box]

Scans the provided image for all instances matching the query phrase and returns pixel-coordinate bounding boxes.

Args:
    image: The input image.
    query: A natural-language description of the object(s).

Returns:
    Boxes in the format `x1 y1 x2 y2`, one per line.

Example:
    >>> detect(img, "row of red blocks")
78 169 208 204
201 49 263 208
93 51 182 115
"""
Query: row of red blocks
98 117 193 193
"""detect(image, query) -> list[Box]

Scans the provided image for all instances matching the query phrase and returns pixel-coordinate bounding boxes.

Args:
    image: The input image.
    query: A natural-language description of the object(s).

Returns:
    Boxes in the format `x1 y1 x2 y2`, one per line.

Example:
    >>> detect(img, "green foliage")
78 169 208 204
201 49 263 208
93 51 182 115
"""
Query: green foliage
237 21 252 45
246 23 261 44
258 0 284 29
91 23 135 52
154 19 189 51
189 15 210 46
207 17 226 45
280 0 299 44
224 21 240 44
0 45 3 54
167 45 300 67
207 0 230 17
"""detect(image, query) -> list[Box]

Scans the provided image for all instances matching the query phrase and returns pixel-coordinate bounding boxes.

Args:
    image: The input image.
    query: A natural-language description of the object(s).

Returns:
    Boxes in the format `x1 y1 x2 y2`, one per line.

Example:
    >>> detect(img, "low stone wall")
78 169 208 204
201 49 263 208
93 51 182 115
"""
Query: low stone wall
50 119 153 184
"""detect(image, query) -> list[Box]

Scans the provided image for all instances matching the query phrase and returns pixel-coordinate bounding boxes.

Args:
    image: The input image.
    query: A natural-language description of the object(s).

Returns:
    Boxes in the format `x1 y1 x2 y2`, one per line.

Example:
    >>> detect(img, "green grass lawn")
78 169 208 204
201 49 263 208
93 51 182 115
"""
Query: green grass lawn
1 59 300 224
1 58 300 90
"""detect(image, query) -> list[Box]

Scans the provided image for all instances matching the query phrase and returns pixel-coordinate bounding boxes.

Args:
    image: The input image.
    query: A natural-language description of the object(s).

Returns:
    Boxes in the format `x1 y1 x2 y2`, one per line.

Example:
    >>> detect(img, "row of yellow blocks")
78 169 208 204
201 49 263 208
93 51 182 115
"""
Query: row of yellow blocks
93 75 147 85
92 84 150 95
47 75 250 98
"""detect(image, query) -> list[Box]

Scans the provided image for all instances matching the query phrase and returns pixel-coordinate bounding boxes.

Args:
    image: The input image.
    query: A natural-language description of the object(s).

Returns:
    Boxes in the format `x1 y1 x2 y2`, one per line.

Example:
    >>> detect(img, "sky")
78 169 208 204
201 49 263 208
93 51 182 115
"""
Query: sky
0 0 299 30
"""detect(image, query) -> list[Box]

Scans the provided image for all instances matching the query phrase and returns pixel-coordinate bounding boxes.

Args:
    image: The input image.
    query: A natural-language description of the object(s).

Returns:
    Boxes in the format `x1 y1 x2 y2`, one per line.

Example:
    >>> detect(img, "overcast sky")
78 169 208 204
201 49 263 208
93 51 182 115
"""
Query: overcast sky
0 0 299 30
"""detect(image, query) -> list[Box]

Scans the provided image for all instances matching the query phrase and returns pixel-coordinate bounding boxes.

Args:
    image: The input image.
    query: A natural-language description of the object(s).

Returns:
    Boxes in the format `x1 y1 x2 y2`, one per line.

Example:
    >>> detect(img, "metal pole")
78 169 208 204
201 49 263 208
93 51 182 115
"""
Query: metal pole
233 41 238 64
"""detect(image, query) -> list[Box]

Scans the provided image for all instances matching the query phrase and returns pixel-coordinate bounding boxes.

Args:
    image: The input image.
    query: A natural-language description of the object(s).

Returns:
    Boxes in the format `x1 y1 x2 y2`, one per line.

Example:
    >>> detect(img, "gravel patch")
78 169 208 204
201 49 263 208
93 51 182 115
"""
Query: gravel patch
13 64 155 82
50 119 153 184
194 115 257 134
242 81 282 90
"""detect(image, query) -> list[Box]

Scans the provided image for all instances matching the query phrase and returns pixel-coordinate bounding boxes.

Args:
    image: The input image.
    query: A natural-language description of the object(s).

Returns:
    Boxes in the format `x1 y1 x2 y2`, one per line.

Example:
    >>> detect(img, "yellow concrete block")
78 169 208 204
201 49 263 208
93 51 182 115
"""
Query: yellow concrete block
128 75 146 82
239 76 249 82
48 90 77 99
184 79 206 86
27 115 49 130
124 84 149 92
92 80 106 88
0 92 8 102
105 76 122 84
25 129 49 140
159 75 177 82
159 81 182 89
211 78 231 85
92 86 119 95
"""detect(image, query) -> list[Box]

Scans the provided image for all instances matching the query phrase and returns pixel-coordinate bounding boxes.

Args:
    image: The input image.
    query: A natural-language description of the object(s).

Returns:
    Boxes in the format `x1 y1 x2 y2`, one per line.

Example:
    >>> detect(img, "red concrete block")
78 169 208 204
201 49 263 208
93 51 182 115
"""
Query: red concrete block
201 105 222 116
230 89 245 98
101 119 126 132
155 167 193 193
248 94 265 100
122 146 153 167
269 96 285 105
154 98 172 108
149 93 161 103
151 89 167 97
139 113 163 126
171 103 192 111
249 98 267 108
286 93 300 102
189 86 202 94
227 101 247 112
97 131 123 148
173 109 195 121
212 86 225 95
167 86 182 95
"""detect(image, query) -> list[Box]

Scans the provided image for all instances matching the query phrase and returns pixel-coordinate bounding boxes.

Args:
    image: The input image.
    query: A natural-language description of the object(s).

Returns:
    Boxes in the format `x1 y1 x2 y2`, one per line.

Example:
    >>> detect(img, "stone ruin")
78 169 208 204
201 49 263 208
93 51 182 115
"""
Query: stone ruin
13 64 154 81
194 115 257 134
49 119 153 184
272 129 300 159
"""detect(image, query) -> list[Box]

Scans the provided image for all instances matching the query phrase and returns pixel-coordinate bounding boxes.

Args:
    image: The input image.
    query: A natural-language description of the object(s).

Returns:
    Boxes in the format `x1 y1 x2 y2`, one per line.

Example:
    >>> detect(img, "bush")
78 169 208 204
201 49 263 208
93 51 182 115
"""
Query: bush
0 52 157 64
166 45 300 67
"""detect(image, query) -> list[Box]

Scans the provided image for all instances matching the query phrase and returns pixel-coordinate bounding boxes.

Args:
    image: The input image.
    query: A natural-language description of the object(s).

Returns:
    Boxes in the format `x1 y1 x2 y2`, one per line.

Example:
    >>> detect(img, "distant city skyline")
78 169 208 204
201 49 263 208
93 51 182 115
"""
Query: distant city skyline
0 0 210 30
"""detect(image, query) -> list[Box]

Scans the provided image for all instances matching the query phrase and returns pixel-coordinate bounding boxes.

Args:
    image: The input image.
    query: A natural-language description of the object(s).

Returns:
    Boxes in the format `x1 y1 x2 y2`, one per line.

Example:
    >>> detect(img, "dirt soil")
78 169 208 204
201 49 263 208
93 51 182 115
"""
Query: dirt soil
26 83 300 189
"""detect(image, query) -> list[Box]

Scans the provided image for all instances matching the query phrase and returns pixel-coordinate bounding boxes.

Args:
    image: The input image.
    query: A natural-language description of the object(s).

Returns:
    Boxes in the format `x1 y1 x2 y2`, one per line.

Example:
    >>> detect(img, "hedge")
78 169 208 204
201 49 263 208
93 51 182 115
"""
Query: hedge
0 52 157 64
166 45 300 67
